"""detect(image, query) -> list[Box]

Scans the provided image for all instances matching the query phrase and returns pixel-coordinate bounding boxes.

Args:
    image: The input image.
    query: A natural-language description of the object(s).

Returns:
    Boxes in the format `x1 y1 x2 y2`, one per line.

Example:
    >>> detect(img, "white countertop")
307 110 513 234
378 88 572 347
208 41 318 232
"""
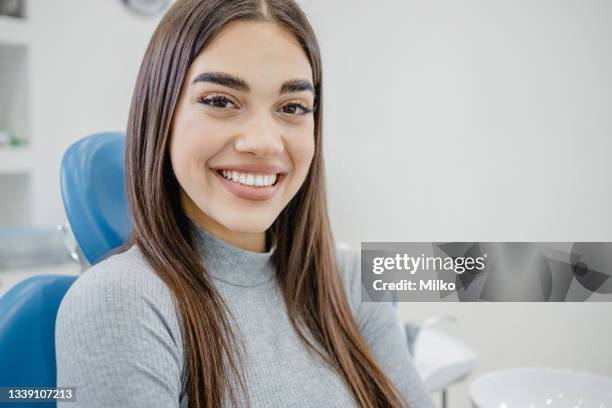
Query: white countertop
0 262 81 297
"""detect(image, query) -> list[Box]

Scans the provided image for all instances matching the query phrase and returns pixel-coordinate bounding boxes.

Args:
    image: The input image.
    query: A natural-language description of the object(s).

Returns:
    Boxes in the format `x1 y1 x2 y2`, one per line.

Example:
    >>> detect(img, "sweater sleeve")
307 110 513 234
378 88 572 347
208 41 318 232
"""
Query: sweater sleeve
336 248 436 408
55 250 186 408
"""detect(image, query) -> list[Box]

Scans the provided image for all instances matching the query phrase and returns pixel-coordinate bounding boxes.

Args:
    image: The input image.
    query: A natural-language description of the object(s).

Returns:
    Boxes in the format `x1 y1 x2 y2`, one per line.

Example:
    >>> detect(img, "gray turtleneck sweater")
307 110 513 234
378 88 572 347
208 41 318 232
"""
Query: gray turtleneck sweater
55 224 434 408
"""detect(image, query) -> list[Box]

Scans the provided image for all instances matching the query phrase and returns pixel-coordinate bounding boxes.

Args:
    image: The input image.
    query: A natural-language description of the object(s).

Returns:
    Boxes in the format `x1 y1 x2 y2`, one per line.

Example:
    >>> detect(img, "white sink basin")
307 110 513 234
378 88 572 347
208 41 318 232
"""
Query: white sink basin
470 367 612 408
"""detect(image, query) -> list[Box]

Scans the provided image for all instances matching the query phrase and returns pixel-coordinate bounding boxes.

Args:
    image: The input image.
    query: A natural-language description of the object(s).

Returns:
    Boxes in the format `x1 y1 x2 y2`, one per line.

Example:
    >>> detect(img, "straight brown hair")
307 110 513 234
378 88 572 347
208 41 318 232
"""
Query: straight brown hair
125 0 408 406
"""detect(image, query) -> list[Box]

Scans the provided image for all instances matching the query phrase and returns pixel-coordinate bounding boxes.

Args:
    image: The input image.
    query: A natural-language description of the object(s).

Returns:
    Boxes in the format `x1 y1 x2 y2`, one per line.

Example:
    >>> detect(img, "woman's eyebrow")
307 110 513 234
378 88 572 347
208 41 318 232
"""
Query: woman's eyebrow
191 72 249 91
280 79 314 96
191 72 314 96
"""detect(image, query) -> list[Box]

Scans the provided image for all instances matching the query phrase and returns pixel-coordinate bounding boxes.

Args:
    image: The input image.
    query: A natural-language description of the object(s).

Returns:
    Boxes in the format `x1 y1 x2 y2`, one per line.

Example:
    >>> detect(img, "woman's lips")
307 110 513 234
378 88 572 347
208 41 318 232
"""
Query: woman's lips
212 169 283 201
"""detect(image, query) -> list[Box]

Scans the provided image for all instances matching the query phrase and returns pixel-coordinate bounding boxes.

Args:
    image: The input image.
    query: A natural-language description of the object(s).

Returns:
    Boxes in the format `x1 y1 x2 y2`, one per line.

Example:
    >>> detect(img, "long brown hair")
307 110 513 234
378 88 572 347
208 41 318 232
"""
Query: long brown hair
125 0 407 407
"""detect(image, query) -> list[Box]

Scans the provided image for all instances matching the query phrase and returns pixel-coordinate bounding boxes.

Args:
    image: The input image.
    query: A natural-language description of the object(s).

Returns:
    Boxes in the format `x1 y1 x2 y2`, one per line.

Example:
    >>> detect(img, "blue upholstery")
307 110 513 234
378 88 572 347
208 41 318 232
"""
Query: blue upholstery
60 131 131 265
0 132 131 407
0 275 77 407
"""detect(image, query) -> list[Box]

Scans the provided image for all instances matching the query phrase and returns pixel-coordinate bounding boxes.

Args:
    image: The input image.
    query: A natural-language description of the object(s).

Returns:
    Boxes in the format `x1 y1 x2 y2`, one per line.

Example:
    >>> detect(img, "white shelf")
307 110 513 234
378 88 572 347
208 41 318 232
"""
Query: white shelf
0 15 30 177
0 2 33 228
0 16 29 46
0 146 32 174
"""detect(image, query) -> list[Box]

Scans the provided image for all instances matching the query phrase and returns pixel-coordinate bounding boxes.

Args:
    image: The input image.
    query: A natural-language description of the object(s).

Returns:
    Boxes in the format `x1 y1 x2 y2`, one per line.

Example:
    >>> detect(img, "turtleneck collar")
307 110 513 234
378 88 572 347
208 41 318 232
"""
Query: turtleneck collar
190 219 276 287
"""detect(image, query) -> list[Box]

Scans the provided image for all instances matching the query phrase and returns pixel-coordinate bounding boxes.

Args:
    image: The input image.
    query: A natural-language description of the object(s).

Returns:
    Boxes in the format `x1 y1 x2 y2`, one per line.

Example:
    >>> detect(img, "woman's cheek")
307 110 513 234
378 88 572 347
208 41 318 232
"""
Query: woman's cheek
182 122 221 169
293 129 315 174
169 140 188 185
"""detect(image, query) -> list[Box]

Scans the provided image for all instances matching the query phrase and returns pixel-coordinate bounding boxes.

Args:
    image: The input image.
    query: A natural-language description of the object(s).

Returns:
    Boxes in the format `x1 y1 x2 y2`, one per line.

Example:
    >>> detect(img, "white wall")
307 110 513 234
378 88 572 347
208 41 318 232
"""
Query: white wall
28 0 163 225
23 1 612 407
299 0 612 406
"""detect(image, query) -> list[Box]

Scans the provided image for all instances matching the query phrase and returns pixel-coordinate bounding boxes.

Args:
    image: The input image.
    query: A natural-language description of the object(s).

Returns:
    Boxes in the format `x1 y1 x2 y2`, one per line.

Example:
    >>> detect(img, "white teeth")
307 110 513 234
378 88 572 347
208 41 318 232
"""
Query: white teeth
218 169 278 187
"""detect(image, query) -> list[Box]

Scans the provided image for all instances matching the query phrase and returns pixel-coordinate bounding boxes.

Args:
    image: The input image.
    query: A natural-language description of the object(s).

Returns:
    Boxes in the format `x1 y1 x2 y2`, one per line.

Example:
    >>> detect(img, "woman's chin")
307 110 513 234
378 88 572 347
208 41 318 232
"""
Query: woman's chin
216 212 277 235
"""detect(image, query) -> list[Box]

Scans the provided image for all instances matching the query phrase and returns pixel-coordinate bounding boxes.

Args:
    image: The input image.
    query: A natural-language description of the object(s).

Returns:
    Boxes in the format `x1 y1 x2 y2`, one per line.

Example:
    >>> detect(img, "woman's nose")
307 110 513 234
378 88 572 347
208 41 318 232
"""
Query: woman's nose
234 111 284 157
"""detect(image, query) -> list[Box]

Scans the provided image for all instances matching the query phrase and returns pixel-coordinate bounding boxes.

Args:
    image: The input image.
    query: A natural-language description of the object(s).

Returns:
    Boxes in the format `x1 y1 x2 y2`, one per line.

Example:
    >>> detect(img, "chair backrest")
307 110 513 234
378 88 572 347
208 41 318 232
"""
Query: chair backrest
0 132 131 406
60 131 132 265
0 275 77 407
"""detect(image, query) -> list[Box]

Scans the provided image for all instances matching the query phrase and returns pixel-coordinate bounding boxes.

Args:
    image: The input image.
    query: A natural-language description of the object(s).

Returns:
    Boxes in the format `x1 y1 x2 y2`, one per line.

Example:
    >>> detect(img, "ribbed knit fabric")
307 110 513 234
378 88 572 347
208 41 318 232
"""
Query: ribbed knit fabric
55 223 435 408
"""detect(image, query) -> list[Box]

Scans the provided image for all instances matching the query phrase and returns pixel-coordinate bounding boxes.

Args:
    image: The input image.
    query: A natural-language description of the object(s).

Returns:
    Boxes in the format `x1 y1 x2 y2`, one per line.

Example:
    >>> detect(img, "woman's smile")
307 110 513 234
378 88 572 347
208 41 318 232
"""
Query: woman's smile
210 163 287 201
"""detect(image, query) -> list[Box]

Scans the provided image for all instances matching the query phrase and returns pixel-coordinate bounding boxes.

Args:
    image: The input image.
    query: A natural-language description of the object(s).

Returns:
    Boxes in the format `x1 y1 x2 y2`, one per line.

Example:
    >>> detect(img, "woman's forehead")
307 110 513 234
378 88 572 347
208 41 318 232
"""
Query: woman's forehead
186 20 313 90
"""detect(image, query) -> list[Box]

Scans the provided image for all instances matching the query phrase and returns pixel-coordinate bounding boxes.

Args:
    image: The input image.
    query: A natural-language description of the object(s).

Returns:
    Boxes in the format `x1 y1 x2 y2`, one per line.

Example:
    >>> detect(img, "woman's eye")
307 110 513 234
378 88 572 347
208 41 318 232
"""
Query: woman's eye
198 95 238 109
279 102 313 116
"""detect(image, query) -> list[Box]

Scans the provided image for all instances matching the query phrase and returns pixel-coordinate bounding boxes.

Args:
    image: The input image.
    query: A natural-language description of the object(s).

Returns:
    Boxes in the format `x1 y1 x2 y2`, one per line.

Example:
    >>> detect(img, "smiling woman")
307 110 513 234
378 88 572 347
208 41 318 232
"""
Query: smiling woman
54 1 435 408
170 20 316 251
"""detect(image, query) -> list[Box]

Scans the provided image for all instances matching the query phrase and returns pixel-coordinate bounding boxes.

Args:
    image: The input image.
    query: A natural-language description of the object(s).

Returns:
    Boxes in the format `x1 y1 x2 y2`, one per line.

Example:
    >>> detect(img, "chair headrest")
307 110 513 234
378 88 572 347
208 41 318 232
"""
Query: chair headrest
60 132 131 265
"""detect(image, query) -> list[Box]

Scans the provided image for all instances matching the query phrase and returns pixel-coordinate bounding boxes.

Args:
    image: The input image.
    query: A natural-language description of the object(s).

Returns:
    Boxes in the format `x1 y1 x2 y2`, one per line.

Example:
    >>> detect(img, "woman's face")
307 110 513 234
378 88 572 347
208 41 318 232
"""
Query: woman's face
169 21 315 244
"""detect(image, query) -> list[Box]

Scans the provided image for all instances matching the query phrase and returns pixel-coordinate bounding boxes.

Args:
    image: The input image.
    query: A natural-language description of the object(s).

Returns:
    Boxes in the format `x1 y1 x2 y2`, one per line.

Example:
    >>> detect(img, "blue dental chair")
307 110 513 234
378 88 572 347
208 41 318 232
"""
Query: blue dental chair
0 132 130 407
59 131 131 265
